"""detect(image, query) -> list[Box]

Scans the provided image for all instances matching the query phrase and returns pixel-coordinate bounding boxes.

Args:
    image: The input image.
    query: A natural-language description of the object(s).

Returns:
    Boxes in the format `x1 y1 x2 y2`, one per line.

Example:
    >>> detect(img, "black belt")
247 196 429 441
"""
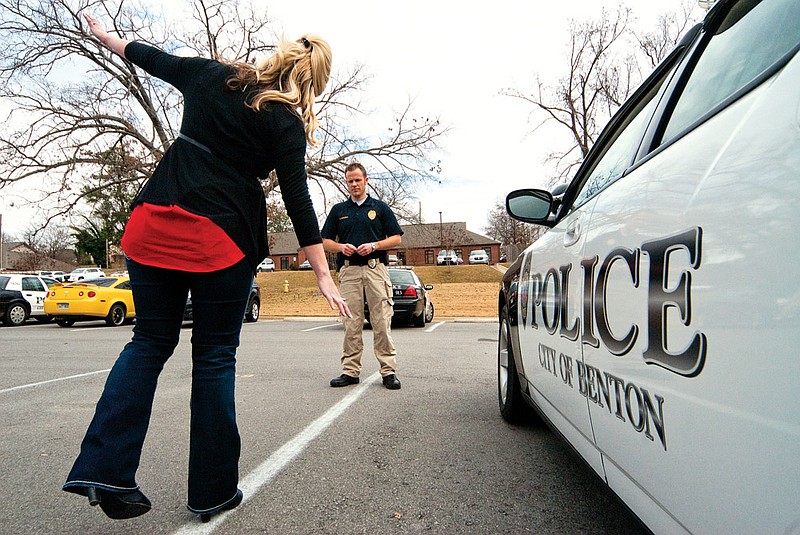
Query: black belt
343 257 385 266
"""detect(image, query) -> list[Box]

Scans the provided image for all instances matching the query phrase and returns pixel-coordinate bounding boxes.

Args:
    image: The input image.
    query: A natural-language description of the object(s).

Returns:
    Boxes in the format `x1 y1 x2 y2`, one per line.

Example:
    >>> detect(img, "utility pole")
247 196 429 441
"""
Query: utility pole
0 213 3 271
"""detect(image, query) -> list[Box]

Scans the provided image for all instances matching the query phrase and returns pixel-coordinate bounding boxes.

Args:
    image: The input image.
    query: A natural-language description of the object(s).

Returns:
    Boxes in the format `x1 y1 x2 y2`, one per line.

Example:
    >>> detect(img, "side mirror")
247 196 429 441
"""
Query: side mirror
506 189 554 224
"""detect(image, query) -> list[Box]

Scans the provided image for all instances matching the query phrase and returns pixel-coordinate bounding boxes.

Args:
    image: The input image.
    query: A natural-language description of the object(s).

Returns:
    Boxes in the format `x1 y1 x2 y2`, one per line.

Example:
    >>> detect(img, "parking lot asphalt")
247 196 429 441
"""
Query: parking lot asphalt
1 319 645 535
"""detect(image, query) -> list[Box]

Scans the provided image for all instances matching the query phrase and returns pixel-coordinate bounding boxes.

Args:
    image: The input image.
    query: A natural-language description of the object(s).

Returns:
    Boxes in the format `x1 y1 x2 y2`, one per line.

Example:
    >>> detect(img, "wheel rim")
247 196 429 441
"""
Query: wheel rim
8 305 26 325
425 302 434 322
251 302 259 318
111 306 125 325
498 316 510 405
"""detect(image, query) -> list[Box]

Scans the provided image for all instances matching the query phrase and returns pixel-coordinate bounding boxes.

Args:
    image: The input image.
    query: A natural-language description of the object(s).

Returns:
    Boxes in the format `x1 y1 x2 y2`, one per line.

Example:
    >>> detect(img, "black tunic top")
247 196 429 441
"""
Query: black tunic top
125 41 322 269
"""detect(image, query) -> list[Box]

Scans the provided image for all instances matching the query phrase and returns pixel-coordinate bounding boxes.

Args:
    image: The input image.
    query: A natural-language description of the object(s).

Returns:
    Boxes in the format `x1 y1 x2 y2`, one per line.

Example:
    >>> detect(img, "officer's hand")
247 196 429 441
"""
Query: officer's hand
341 243 357 256
356 243 373 256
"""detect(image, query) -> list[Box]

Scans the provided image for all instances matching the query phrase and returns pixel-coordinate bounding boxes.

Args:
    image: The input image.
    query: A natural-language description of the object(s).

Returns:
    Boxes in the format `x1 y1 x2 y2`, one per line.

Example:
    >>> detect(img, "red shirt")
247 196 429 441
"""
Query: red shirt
121 203 244 272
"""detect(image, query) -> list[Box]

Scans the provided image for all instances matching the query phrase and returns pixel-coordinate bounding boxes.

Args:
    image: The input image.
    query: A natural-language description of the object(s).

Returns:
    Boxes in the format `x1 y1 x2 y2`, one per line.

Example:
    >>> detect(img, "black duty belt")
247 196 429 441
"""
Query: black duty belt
343 257 385 267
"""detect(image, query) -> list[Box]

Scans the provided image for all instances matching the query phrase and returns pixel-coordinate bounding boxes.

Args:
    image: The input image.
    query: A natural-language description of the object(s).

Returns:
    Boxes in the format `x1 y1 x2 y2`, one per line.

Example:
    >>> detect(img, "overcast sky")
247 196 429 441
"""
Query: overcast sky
0 0 705 239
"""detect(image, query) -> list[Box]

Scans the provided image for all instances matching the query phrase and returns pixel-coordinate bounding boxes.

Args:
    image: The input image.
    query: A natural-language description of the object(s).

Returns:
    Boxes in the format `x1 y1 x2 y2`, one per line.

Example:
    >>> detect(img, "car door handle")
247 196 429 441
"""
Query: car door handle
564 217 582 247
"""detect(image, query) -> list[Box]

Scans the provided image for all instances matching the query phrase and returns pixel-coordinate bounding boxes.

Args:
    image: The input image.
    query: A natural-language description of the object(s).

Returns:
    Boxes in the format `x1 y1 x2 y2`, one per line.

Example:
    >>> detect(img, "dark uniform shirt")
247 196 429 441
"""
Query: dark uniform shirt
321 195 403 269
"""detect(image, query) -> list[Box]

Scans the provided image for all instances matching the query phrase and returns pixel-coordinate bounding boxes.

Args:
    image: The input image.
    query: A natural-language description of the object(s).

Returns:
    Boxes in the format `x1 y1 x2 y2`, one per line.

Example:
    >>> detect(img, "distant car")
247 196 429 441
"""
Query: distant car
436 250 462 265
365 267 434 327
0 273 58 326
468 250 489 264
110 270 128 277
67 267 106 281
387 254 399 266
298 260 312 270
38 270 68 282
45 276 134 327
257 258 275 272
497 1 800 533
183 279 261 323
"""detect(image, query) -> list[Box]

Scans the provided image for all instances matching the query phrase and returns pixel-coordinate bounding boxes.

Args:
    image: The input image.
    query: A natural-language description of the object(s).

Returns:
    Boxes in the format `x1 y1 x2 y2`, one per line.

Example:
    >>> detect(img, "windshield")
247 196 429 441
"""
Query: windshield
390 270 417 285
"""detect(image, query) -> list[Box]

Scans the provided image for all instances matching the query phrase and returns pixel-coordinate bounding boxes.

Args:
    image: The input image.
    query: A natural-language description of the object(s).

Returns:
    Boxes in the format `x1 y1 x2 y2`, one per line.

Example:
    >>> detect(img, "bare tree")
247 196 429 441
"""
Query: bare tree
23 222 73 262
484 201 544 255
0 0 444 234
634 0 697 70
504 3 699 186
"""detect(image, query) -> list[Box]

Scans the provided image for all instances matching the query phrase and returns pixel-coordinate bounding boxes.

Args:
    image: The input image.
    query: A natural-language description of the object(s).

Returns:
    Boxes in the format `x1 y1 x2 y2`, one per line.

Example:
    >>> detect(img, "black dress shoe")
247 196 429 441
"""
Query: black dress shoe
382 374 401 390
85 487 152 520
193 489 244 523
330 374 359 387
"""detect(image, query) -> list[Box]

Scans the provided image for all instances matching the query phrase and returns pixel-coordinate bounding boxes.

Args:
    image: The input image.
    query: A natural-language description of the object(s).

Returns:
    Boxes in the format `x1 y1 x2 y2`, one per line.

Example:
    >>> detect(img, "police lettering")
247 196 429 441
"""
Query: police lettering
526 227 706 377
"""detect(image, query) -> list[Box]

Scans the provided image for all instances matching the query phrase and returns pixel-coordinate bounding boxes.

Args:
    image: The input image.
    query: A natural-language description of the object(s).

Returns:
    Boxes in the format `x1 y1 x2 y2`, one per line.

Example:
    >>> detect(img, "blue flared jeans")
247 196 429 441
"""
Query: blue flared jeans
63 258 253 512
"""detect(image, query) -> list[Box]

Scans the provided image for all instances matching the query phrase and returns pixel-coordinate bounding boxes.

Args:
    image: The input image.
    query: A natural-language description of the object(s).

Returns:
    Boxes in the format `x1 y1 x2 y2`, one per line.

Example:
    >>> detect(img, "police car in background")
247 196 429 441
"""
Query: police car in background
497 0 799 533
0 273 58 326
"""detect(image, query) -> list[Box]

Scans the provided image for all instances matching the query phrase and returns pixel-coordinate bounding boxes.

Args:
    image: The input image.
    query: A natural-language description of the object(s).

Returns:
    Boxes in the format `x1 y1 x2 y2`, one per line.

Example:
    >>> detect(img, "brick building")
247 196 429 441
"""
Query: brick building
264 222 500 269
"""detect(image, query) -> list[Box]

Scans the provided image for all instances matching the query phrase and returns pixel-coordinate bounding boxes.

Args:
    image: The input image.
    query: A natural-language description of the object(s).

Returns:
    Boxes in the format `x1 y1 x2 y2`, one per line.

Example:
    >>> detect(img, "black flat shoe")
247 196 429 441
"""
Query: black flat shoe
330 374 359 387
194 489 244 523
85 487 152 520
382 374 401 390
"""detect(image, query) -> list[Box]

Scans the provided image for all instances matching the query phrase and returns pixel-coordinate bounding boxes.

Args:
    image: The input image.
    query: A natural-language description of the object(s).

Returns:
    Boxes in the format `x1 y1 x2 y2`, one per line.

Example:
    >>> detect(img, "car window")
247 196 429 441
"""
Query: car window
78 278 117 287
571 77 667 209
390 271 416 285
22 277 45 292
659 0 800 145
116 280 132 290
0 276 9 290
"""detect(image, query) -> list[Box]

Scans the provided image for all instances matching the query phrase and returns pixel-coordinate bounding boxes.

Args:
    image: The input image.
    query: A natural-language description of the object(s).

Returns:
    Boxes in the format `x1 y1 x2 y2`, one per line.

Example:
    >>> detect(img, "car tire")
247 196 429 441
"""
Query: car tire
424 301 435 323
245 298 260 322
56 318 75 327
413 308 425 327
498 307 532 424
2 303 29 326
105 303 127 326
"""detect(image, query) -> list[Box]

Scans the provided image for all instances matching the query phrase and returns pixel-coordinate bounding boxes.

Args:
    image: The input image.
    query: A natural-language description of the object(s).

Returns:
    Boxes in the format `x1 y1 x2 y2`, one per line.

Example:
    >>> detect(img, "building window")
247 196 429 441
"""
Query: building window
425 250 434 264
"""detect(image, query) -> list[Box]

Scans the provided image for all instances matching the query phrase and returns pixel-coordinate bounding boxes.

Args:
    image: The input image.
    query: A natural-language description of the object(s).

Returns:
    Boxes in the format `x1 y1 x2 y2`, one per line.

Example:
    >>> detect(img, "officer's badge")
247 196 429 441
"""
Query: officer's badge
368 210 377 220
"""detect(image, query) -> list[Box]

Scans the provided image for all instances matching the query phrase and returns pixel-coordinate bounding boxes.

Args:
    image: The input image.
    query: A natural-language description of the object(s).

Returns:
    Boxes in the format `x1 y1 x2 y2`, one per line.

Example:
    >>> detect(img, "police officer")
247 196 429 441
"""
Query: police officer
322 162 403 389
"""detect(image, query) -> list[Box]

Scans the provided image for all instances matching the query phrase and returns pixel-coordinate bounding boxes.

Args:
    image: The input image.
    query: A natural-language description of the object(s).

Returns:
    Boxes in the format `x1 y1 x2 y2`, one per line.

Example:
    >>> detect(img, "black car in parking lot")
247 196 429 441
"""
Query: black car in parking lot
183 278 261 323
365 267 434 327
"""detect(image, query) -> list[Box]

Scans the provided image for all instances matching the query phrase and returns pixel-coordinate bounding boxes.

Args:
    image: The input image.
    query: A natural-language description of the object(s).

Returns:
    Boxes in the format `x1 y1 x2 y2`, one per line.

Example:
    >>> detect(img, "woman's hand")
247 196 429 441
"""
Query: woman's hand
301 243 352 318
83 13 129 58
316 273 352 318
83 13 108 41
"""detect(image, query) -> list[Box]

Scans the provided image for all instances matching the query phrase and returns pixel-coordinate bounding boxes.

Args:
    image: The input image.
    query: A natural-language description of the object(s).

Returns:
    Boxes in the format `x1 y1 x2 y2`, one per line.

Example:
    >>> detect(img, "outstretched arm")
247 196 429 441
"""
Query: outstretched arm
83 13 129 58
302 243 351 318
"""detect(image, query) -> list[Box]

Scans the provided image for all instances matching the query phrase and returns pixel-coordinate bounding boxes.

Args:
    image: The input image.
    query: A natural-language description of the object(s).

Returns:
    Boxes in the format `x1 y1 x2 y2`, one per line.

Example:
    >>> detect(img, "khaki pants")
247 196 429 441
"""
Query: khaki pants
338 263 397 377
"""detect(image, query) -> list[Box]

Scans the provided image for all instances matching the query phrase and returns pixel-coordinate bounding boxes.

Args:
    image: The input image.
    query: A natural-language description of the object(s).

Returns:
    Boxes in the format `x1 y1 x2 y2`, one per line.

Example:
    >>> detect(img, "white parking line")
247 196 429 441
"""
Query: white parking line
425 321 446 333
0 369 111 395
302 323 340 332
171 371 381 535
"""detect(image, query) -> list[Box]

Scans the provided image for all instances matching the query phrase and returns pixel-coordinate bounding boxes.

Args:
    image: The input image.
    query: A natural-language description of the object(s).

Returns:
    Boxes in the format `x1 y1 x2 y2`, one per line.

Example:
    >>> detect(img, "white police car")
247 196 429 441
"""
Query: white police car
497 0 799 533
0 273 58 326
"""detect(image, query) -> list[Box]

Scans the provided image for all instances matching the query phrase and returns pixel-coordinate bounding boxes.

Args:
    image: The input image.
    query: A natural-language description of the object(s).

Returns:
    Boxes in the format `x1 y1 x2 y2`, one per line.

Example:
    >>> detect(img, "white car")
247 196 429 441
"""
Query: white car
468 250 489 264
436 249 462 265
67 267 106 281
498 1 799 534
257 258 275 272
0 273 59 325
38 270 68 281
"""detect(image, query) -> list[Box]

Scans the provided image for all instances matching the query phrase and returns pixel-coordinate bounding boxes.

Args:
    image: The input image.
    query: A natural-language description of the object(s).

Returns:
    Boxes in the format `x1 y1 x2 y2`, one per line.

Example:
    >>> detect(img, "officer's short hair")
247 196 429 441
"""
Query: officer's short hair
345 162 367 178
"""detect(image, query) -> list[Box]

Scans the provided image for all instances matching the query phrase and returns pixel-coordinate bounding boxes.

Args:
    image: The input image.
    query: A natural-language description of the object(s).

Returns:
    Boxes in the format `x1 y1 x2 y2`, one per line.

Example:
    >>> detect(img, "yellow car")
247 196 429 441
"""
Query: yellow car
44 276 135 327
